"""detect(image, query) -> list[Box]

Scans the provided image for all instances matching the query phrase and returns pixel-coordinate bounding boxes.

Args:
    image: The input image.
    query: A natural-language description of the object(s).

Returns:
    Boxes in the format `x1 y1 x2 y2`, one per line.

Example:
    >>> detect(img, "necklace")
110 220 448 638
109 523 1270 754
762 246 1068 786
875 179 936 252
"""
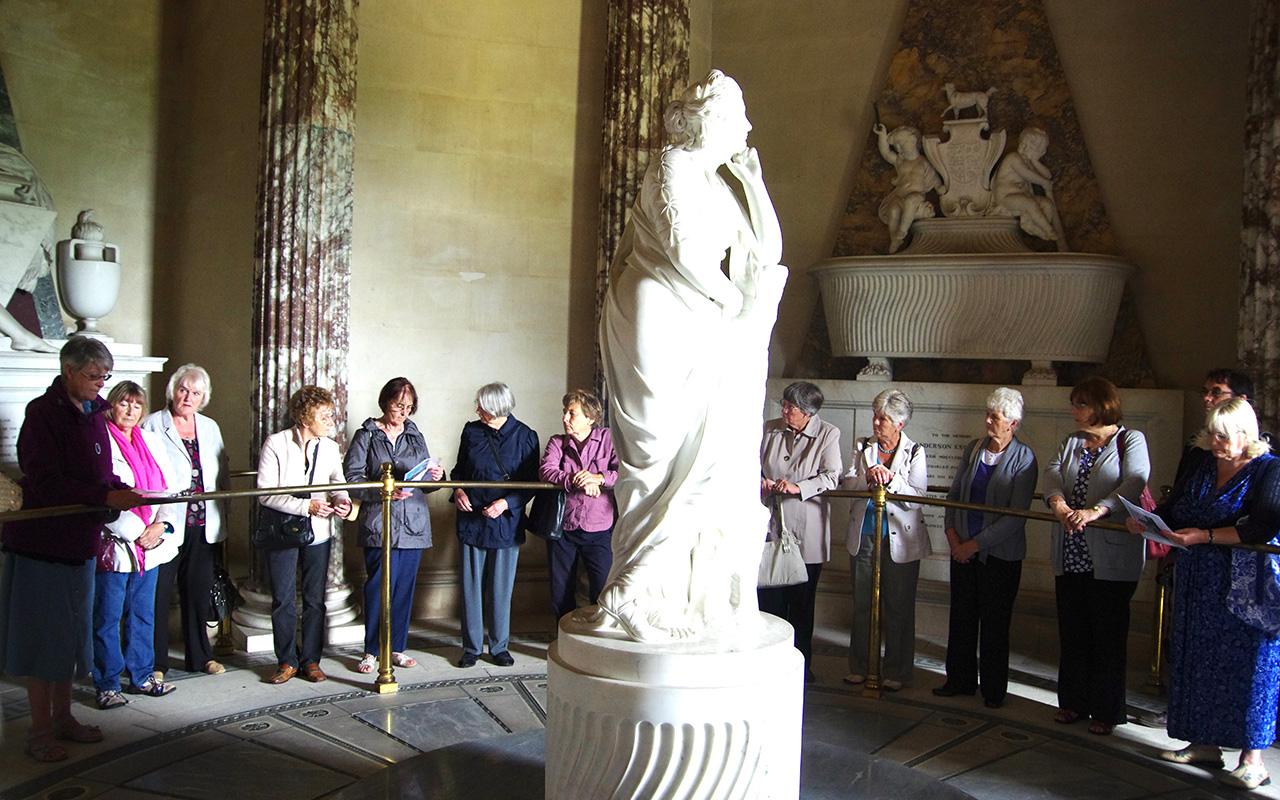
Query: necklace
877 440 896 454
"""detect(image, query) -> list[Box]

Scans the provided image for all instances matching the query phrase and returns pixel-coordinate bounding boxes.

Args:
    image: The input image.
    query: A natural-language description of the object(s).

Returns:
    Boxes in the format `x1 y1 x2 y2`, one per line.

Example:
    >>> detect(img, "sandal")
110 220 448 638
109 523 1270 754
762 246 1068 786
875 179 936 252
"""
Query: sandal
1087 719 1115 736
357 654 377 674
97 689 128 710
24 730 68 763
53 717 103 743
1054 709 1081 724
1221 763 1273 790
391 652 417 668
1160 745 1224 767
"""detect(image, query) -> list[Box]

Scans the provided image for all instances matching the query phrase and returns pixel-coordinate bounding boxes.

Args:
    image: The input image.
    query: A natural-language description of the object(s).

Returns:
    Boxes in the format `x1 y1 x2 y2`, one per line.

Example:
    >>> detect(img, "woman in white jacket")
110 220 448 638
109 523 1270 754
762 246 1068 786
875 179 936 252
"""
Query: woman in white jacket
842 388 930 690
93 382 183 709
141 364 229 676
257 386 350 684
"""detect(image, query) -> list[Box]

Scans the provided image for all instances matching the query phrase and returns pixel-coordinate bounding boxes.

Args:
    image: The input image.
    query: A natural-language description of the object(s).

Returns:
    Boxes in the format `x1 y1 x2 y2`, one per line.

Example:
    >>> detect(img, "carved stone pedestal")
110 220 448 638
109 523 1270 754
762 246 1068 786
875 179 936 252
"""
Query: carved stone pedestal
546 614 803 799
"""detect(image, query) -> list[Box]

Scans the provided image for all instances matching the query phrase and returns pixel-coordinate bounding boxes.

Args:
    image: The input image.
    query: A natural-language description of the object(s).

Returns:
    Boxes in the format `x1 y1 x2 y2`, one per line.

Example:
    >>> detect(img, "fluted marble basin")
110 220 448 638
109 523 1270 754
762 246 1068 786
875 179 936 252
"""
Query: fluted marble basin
811 226 1134 364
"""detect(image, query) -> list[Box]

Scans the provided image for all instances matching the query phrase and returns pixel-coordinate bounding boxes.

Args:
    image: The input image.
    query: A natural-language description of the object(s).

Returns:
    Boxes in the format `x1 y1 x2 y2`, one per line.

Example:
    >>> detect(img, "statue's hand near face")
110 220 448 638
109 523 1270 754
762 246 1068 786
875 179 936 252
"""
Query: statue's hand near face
727 147 763 184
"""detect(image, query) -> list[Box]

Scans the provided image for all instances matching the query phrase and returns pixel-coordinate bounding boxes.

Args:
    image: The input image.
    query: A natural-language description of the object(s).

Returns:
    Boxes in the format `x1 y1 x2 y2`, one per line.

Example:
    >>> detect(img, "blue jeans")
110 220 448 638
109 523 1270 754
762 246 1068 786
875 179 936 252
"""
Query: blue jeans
93 568 159 692
362 547 423 655
459 543 519 656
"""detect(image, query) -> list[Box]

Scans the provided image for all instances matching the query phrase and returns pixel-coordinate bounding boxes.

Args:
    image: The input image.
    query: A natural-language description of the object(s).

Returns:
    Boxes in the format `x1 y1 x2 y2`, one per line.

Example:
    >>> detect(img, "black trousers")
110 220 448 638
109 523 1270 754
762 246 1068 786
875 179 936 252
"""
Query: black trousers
758 562 823 670
944 555 1022 703
1055 572 1137 725
153 524 216 673
266 540 330 668
546 527 612 620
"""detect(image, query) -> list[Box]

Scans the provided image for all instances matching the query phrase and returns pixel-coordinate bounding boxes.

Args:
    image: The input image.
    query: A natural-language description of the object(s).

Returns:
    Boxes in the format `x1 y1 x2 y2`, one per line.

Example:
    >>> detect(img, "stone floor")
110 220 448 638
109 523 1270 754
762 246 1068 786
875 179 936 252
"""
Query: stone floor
0 620 1275 800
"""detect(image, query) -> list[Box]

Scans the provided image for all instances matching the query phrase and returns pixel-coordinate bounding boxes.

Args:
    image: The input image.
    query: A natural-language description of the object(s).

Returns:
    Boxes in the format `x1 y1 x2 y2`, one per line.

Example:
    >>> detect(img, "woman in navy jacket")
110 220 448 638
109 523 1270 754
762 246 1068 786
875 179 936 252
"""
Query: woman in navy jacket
451 382 538 668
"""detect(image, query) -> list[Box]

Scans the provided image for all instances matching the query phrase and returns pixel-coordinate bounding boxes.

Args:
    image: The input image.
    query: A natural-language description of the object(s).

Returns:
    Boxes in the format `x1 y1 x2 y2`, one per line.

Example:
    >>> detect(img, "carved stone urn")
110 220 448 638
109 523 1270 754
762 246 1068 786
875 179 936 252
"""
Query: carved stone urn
56 209 120 337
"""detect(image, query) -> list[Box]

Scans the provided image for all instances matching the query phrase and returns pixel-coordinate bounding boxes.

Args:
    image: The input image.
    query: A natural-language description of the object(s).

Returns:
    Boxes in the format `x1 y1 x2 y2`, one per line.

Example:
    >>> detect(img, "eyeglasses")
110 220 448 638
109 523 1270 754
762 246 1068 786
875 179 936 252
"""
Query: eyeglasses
389 403 411 412
1203 388 1234 399
81 370 111 383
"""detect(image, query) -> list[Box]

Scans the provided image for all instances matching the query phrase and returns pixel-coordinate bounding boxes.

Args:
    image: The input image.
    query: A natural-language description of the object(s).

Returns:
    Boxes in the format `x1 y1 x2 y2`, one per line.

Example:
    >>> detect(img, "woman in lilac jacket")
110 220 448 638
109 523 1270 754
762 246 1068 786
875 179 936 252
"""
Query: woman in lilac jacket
539 390 618 620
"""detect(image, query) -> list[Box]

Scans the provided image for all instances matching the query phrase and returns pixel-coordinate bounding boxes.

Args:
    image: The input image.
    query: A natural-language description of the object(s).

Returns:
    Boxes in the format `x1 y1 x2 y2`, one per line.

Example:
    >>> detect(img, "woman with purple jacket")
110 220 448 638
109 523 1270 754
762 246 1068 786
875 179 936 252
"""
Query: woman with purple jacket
539 390 618 621
0 338 144 762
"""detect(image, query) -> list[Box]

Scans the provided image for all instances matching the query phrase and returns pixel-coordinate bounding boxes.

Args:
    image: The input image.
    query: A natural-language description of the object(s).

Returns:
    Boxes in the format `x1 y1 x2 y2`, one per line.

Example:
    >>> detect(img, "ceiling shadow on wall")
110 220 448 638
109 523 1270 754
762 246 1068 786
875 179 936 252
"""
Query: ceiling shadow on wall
565 3 608 395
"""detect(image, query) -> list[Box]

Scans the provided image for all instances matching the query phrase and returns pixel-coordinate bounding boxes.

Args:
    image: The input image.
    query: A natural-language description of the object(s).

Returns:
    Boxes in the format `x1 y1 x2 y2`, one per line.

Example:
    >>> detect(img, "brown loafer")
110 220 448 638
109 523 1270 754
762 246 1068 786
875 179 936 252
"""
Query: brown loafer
302 663 327 682
269 664 297 684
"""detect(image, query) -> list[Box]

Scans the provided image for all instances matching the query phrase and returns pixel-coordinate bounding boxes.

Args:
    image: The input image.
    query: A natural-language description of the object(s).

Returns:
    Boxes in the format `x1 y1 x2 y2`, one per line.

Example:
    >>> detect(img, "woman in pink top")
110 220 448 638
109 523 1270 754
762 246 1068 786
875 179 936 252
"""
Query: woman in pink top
539 390 618 620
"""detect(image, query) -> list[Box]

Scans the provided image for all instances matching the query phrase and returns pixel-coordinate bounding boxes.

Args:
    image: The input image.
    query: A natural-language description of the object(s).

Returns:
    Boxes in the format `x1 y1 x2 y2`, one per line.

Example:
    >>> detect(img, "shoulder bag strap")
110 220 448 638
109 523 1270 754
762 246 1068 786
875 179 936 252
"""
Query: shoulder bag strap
485 432 511 480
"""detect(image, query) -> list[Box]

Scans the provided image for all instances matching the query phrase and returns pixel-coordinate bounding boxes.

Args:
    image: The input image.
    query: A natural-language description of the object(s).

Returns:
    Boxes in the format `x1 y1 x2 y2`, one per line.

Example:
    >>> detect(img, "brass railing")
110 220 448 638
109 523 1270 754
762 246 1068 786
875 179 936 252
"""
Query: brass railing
4 474 1275 696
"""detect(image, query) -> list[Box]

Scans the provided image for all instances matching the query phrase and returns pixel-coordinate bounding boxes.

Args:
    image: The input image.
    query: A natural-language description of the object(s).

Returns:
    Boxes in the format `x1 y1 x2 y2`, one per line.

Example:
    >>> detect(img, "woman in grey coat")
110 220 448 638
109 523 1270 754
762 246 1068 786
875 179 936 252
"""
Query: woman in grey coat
1043 376 1149 735
933 388 1037 709
344 378 443 674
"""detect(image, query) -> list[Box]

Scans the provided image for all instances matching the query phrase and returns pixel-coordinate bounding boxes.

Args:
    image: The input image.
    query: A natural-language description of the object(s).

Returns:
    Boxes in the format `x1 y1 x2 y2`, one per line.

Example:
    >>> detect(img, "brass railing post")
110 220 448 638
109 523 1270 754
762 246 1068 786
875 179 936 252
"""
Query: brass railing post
1146 561 1170 692
862 485 887 699
374 461 398 693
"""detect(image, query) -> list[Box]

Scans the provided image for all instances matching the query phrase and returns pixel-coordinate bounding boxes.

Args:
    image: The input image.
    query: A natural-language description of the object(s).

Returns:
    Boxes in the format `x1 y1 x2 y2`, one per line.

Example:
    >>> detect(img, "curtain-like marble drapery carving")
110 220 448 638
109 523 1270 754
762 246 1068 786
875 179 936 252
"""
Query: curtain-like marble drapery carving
1240 0 1280 434
246 0 358 604
594 0 690 403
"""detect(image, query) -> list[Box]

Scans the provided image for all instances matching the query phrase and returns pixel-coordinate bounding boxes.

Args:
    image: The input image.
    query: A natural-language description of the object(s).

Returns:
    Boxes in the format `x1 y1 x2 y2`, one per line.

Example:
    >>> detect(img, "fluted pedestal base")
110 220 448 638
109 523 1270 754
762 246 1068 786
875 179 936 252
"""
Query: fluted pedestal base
546 613 803 799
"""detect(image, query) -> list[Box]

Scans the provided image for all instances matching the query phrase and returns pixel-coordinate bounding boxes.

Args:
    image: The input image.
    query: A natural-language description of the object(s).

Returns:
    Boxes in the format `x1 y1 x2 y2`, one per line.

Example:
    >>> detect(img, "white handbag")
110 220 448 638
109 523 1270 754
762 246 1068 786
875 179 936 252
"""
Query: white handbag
758 498 808 588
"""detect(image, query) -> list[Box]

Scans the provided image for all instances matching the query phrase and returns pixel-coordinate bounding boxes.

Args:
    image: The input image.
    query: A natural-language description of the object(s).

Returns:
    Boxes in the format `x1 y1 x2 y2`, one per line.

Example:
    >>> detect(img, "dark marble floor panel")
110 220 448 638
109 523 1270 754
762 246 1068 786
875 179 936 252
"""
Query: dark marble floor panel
124 738 353 800
946 747 1154 800
275 710 421 763
354 696 510 751
79 729 241 787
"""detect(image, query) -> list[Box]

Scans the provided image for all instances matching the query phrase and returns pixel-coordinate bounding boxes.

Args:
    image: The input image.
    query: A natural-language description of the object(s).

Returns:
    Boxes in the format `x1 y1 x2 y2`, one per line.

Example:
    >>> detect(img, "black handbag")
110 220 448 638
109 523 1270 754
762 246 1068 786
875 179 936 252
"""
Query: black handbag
252 505 314 550
251 442 318 551
525 490 566 541
208 552 238 622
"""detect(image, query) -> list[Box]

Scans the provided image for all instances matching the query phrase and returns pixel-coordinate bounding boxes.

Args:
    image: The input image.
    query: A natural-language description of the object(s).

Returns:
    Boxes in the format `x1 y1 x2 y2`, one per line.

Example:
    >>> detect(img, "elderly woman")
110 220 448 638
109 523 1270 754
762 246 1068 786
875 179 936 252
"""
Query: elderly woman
344 377 443 674
539 389 617 621
759 380 841 681
141 364 229 677
94 381 184 710
842 388 929 691
933 388 1037 708
1043 376 1149 735
451 382 538 668
257 387 351 684
1129 400 1280 790
0 338 144 761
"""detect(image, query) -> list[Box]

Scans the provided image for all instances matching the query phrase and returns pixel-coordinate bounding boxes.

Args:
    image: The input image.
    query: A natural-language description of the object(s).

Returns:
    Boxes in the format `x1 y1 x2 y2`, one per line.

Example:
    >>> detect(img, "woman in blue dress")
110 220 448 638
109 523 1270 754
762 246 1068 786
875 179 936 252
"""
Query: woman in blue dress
1129 398 1280 790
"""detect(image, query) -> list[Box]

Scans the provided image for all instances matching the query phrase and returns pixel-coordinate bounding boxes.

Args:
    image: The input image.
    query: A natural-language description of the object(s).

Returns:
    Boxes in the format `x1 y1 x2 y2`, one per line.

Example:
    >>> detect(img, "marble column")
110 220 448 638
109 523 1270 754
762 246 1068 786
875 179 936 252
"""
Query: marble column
594 0 690 403
1240 0 1280 434
234 0 361 648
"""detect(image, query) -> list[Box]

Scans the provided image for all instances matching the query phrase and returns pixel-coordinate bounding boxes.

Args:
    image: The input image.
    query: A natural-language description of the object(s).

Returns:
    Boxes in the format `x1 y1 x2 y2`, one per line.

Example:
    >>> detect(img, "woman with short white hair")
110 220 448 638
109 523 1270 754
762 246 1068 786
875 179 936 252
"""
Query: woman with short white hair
142 363 229 677
933 388 1038 708
842 388 929 690
451 382 539 668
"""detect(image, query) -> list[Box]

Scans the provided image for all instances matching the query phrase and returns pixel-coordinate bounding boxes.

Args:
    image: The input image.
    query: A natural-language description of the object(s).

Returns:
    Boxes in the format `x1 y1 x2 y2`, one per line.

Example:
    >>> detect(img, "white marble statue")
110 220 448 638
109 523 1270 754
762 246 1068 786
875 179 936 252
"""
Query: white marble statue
581 69 788 642
942 83 995 120
0 143 57 352
875 124 942 253
991 127 1068 249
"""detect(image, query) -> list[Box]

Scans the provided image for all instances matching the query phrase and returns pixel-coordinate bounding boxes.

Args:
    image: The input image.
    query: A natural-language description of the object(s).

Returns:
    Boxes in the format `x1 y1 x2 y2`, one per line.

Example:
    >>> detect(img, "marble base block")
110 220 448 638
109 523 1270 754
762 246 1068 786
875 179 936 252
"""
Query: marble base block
546 613 803 799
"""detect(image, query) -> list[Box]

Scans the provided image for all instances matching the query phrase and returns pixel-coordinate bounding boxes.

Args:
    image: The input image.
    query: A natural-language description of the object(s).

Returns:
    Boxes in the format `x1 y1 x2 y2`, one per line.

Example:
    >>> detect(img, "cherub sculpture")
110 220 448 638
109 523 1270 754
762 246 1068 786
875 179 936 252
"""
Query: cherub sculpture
874 124 942 253
991 127 1068 248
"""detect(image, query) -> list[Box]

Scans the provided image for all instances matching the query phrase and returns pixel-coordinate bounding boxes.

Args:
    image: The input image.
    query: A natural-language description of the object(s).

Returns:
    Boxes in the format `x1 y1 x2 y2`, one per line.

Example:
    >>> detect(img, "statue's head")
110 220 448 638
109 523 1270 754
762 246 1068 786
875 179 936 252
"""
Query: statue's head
664 70 749 158
1018 127 1049 159
887 125 921 156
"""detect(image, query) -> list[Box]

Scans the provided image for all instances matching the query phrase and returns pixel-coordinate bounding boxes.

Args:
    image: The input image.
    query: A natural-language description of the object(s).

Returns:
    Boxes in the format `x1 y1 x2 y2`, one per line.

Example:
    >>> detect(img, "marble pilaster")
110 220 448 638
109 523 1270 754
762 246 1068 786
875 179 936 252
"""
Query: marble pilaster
1239 0 1280 434
594 0 690 404
237 0 359 647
